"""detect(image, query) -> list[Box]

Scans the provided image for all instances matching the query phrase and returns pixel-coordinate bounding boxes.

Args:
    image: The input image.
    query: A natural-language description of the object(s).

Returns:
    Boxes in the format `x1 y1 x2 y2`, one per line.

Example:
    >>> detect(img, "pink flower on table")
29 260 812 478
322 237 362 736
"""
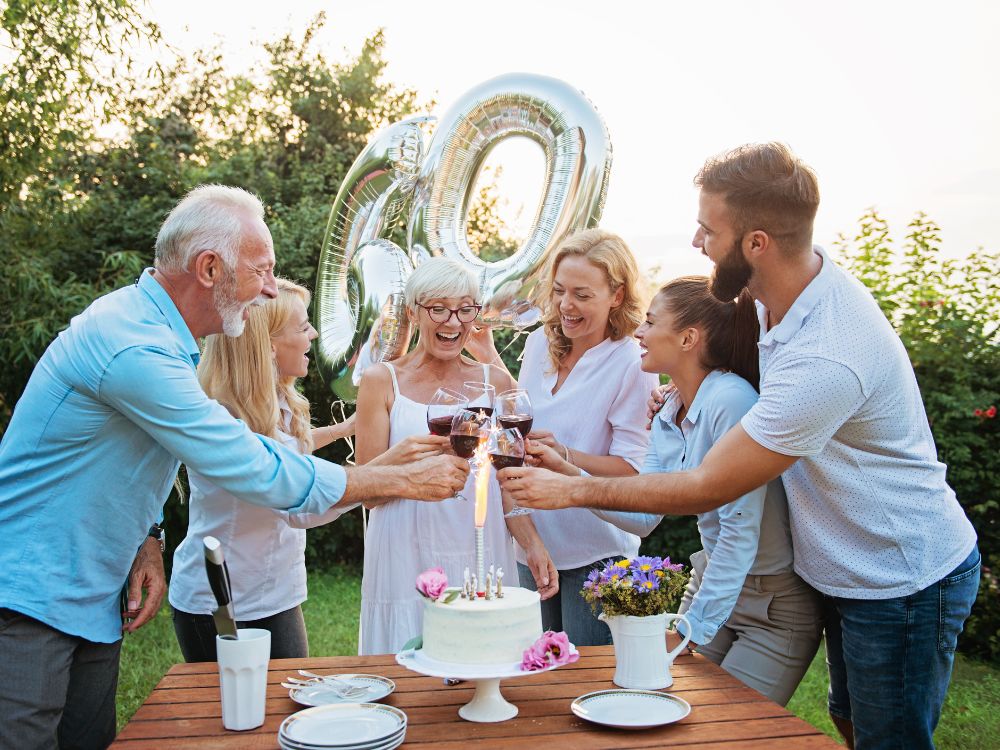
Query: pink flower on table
415 567 448 600
520 630 579 671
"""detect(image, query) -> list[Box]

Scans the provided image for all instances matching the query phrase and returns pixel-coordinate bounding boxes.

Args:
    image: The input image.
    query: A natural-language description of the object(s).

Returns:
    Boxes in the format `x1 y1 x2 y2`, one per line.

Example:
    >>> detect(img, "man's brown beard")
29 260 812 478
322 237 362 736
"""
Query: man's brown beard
709 239 753 302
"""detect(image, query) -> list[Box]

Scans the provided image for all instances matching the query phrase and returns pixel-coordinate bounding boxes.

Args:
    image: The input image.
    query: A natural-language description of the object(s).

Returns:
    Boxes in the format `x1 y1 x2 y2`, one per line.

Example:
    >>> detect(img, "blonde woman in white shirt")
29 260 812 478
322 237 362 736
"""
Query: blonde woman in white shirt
468 229 657 645
169 279 436 661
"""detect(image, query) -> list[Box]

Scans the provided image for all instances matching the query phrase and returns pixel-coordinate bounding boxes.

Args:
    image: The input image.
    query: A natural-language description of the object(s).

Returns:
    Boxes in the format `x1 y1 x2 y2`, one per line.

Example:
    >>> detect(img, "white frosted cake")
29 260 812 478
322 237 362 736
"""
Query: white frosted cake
422 587 542 665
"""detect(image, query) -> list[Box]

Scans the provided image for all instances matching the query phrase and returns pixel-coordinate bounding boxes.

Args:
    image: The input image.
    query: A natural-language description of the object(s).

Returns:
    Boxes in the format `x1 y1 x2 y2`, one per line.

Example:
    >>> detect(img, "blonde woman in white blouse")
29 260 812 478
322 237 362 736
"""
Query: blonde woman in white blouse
468 229 657 645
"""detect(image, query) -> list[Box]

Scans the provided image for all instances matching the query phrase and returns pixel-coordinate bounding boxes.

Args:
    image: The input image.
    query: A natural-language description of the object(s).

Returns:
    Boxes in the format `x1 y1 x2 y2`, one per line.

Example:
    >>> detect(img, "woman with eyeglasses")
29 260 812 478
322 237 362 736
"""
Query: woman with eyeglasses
354 257 558 656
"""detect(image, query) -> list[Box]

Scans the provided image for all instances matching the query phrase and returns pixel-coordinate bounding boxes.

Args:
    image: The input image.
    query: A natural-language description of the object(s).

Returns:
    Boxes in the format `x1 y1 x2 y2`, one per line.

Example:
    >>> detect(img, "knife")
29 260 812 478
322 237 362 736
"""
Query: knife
203 536 238 640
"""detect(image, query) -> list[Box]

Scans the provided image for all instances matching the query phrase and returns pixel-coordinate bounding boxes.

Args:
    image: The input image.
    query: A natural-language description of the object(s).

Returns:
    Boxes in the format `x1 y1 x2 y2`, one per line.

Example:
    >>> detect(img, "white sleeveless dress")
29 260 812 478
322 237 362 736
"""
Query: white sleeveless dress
359 362 519 655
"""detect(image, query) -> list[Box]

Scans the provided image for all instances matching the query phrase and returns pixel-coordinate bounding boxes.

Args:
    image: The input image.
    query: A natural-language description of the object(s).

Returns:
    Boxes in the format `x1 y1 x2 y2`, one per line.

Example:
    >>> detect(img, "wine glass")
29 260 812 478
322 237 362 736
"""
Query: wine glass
487 426 533 518
487 427 526 471
495 388 533 438
427 388 468 436
449 408 489 461
462 381 496 418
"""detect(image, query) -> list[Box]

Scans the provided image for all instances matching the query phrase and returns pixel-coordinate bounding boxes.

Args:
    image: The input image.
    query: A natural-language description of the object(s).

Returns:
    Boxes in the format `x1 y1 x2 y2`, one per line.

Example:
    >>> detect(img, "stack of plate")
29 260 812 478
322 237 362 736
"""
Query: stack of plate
278 703 407 750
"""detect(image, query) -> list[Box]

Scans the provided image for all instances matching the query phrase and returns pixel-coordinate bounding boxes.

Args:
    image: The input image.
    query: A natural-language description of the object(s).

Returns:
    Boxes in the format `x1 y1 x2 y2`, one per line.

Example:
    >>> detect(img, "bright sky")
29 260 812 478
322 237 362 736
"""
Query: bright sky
147 0 1000 279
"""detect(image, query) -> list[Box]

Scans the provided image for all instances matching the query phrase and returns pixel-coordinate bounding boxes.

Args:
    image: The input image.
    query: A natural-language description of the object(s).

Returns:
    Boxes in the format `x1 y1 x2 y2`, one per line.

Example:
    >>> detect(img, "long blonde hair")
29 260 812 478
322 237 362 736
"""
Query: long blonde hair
198 278 314 452
537 228 645 369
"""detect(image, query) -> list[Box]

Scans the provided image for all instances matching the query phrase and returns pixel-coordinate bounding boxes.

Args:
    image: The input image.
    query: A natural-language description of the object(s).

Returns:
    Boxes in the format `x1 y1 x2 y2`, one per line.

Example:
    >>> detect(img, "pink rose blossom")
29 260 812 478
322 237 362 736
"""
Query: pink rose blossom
520 630 579 671
415 567 448 600
520 641 549 671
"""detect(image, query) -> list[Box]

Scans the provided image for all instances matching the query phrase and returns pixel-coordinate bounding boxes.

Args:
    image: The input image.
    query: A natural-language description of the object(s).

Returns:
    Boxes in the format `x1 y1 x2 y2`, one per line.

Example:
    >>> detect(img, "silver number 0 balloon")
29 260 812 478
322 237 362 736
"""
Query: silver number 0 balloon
315 74 613 401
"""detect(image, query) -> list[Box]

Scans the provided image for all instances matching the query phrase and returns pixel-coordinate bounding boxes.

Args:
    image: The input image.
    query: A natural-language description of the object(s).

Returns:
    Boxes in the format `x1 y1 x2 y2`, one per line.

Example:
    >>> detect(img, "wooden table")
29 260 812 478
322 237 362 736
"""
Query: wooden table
111 647 840 748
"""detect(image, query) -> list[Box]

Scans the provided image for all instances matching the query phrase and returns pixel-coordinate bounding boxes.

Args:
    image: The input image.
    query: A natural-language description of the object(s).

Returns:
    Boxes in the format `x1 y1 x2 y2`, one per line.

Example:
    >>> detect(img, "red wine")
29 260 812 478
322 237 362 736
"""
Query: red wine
451 434 480 459
489 453 524 470
469 405 494 417
497 414 533 438
427 416 453 436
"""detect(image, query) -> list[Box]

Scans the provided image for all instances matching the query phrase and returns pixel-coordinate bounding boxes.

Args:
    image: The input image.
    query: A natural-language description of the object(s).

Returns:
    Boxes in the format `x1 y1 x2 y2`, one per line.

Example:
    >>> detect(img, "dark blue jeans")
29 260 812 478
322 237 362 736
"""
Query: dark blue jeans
518 562 612 647
824 545 980 750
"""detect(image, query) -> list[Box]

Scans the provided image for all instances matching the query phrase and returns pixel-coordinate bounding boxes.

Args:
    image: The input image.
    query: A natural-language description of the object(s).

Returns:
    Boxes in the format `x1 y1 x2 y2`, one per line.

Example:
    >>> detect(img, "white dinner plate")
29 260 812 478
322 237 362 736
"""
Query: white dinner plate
571 689 691 729
279 734 404 750
288 674 395 707
279 703 407 746
278 727 405 750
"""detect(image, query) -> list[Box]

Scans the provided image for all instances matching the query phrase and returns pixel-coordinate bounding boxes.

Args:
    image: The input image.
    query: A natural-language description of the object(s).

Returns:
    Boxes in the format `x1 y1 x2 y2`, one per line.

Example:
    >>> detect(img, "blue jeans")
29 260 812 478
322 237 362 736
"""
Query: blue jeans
824 545 980 750
518 562 611 646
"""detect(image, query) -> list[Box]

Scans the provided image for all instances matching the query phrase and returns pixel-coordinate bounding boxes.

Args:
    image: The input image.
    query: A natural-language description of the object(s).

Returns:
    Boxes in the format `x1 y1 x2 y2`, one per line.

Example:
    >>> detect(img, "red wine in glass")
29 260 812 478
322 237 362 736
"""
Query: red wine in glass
427 415 454 436
450 434 480 459
489 453 524 471
470 405 494 417
497 414 533 437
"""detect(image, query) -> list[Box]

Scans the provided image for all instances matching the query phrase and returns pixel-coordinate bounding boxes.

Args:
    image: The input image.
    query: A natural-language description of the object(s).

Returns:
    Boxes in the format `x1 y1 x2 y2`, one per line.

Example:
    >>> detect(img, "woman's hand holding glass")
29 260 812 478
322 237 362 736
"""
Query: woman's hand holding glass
524 439 580 476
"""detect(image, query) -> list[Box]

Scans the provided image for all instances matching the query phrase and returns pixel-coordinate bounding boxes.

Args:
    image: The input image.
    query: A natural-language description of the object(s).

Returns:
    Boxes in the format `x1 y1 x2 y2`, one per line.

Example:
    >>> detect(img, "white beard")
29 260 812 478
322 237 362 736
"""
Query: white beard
214 276 247 337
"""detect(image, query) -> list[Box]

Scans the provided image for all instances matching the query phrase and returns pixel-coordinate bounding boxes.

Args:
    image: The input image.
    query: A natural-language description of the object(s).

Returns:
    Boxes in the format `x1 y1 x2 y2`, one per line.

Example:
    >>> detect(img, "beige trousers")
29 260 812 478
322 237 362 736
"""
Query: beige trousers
679 549 823 706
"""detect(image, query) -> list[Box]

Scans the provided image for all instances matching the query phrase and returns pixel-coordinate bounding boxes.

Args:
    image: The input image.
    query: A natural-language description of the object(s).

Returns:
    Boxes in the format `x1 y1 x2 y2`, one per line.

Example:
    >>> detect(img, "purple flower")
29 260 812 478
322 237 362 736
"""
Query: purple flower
415 567 448 600
633 570 660 593
630 555 659 574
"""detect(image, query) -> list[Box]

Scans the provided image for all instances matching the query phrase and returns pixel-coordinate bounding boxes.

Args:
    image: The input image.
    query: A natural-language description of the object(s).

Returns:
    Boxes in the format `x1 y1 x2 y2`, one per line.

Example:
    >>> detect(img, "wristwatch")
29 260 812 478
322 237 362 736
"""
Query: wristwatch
147 523 166 553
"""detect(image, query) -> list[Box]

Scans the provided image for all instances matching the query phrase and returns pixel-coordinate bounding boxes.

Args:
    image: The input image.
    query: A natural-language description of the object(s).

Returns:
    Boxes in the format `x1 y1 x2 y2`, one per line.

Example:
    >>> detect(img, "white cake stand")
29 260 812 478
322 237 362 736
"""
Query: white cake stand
395 646 577 723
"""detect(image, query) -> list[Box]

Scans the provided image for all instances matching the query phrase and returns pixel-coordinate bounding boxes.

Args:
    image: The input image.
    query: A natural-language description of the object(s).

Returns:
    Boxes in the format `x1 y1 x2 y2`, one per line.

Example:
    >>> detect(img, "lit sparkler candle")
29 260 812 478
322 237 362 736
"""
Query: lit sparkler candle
472 431 492 595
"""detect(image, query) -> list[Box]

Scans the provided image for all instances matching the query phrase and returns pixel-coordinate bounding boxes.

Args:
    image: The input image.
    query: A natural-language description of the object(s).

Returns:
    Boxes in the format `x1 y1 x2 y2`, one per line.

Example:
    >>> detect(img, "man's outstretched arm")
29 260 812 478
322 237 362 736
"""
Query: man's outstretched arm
499 424 797 515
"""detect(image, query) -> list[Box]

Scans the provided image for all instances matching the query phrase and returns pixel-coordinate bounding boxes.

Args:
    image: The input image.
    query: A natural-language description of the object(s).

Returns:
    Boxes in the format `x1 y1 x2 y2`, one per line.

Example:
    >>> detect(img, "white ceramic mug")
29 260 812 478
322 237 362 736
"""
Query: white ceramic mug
216 628 271 731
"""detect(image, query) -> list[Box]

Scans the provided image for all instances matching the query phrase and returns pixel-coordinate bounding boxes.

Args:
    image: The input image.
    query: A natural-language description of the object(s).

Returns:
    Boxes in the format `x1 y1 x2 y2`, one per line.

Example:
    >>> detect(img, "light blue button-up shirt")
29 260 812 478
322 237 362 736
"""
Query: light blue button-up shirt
0 270 348 643
592 370 793 645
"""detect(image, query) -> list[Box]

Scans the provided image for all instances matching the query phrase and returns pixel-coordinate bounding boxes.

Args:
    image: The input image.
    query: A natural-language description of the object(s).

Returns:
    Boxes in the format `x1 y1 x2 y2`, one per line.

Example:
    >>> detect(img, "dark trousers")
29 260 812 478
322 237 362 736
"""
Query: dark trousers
171 603 309 662
0 608 121 750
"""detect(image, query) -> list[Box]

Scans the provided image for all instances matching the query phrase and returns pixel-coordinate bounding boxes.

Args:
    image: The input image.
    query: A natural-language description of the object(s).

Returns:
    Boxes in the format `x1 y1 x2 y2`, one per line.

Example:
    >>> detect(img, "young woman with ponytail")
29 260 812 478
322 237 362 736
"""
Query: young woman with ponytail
530 275 822 705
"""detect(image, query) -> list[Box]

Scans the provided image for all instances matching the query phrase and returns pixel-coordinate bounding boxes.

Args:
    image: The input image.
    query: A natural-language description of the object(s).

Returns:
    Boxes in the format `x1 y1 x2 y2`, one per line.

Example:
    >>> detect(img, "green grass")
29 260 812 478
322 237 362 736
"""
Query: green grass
118 567 1000 748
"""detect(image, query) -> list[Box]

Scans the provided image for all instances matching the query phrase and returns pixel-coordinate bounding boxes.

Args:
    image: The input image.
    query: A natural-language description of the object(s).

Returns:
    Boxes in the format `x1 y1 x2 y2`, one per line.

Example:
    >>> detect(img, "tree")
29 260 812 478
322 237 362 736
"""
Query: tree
0 0 159 204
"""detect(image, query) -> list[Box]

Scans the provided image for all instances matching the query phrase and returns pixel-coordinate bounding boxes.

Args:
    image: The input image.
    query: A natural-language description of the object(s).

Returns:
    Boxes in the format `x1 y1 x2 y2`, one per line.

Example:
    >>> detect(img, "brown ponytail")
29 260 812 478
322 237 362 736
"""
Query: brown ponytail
657 276 760 391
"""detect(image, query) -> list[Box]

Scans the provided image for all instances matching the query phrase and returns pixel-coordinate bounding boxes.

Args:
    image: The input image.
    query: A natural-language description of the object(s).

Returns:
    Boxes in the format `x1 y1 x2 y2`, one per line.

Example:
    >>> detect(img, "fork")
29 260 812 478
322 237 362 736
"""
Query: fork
296 670 370 698
281 677 369 699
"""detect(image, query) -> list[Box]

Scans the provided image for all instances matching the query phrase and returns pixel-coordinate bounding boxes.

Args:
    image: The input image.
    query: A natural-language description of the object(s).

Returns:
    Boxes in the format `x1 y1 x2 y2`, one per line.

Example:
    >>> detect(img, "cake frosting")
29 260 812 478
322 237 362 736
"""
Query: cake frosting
422 587 542 665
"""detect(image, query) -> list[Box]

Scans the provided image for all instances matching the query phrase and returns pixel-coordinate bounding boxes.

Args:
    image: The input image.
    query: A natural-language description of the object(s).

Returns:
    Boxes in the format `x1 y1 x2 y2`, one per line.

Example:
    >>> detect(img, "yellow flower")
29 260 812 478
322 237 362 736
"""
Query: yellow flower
615 559 631 569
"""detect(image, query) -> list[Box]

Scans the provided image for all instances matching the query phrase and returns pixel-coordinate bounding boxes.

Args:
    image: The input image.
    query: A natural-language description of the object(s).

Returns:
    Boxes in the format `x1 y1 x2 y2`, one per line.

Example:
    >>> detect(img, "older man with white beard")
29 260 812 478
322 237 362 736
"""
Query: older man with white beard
0 185 469 749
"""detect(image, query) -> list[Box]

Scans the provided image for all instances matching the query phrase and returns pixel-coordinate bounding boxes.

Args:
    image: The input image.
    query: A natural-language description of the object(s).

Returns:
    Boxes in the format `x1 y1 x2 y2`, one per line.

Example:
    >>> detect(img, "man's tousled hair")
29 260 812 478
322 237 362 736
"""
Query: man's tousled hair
695 142 819 251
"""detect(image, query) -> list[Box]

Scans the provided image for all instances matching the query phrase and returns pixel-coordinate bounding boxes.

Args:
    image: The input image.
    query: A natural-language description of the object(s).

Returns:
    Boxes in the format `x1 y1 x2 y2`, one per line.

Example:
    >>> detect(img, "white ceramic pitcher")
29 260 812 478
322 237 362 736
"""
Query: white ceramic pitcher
599 611 691 690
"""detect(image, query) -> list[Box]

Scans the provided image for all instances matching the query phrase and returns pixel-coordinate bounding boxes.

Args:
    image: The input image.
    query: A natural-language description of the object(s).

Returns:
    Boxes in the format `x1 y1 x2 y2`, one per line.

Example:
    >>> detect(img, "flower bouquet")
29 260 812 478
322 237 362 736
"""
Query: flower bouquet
581 555 689 617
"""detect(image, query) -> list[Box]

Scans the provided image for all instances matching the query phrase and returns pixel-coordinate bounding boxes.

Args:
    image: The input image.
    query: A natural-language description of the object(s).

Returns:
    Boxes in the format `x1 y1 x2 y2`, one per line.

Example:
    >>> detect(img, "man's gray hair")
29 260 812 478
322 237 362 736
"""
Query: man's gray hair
154 185 265 273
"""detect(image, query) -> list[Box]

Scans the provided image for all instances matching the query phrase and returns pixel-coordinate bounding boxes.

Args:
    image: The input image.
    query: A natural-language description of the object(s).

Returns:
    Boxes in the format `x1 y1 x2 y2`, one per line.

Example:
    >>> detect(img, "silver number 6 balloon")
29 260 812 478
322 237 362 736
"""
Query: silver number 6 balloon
315 74 612 401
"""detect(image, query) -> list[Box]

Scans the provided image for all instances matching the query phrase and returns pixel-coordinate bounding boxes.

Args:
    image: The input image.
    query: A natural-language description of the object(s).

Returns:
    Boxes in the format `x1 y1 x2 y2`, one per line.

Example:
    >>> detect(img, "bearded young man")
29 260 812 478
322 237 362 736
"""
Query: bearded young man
500 143 979 750
0 185 469 749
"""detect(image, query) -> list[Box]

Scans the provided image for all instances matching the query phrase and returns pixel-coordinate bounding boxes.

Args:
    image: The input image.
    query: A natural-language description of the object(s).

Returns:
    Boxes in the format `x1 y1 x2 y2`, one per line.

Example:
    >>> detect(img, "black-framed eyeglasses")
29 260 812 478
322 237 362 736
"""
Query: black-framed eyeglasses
417 303 482 324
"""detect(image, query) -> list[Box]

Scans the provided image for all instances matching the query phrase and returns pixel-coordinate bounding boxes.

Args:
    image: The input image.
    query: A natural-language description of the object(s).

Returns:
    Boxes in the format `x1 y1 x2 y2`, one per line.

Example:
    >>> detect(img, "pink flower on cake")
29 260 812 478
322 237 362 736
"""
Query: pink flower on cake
415 567 448 600
520 630 579 671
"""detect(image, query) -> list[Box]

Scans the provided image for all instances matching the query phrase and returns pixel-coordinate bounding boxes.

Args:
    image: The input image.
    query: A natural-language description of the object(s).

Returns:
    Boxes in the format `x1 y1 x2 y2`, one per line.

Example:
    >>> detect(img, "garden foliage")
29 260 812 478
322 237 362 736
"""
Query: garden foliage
1 3 996 662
